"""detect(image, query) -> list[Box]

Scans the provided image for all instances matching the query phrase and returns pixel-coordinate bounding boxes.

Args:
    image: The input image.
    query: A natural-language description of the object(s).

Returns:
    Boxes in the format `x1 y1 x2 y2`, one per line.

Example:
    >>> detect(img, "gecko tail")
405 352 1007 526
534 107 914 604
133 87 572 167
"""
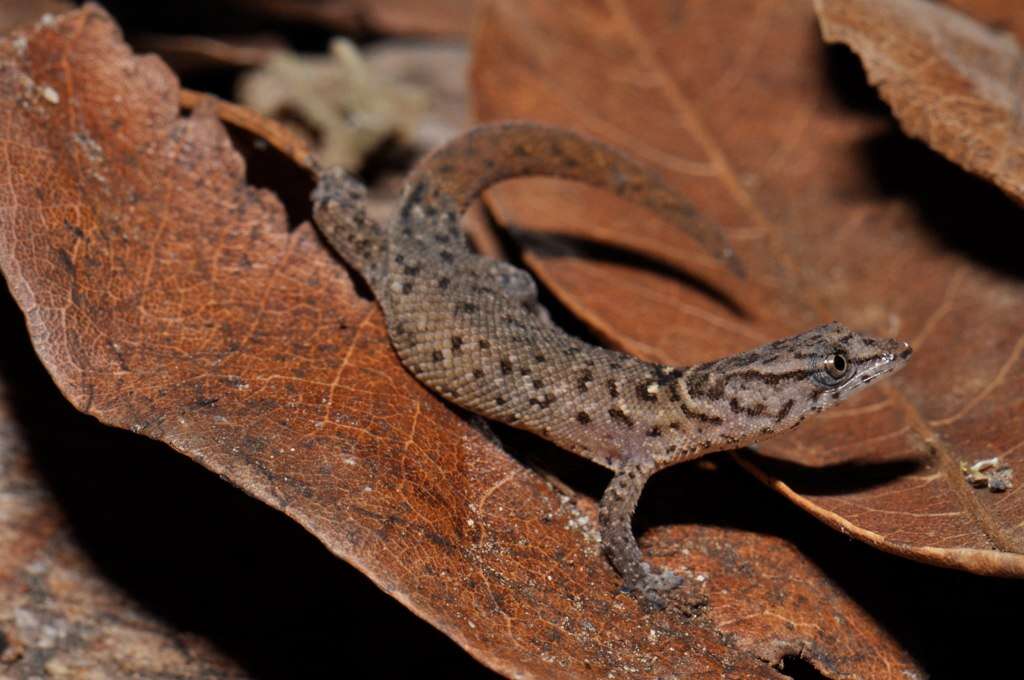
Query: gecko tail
405 121 744 278
312 166 388 291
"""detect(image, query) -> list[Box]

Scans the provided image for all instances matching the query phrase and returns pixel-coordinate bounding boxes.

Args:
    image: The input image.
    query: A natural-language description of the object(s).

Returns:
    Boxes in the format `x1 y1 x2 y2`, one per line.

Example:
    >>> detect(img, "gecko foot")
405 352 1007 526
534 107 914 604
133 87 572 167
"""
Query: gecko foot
624 563 707 612
628 563 682 610
601 464 709 611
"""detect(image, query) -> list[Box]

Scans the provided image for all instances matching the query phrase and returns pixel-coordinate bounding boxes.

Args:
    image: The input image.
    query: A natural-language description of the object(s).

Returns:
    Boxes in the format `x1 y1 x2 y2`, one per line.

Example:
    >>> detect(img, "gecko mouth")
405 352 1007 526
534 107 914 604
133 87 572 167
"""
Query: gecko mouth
837 340 912 399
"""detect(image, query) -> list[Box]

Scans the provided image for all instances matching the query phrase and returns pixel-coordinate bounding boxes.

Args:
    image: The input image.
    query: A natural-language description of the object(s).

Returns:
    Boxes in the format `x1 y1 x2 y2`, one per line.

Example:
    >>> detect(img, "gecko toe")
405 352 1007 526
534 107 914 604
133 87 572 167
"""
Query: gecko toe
631 565 708 612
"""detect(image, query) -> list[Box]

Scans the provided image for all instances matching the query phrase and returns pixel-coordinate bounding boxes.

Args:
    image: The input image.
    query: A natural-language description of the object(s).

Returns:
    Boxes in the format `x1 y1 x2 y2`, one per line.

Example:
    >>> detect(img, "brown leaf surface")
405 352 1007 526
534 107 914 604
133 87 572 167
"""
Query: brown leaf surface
471 0 1024 578
0 320 247 678
0 0 73 35
816 0 1024 204
0 5 930 679
944 0 1024 42
0 288 504 679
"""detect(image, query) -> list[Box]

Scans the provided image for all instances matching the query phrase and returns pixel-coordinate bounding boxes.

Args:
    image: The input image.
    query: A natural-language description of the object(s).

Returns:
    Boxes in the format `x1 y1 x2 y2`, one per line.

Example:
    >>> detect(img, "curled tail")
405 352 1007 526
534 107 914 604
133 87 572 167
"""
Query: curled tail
401 121 743 276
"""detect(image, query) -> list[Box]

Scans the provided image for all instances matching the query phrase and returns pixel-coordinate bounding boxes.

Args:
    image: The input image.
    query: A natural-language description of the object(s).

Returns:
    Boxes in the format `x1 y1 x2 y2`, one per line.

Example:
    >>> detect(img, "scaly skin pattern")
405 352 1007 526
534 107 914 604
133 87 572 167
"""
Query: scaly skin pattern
312 122 913 608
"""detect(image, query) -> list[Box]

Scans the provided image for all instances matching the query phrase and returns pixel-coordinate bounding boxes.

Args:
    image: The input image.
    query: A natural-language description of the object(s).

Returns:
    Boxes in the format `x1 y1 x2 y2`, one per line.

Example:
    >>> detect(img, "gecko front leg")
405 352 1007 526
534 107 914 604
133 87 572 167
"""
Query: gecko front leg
600 459 700 610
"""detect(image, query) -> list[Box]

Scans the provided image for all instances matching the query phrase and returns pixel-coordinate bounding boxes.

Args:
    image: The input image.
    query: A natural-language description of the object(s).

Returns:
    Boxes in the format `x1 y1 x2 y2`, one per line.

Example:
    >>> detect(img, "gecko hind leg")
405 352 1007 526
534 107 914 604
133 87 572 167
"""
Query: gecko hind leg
480 259 552 322
483 260 539 304
312 167 388 291
599 460 698 610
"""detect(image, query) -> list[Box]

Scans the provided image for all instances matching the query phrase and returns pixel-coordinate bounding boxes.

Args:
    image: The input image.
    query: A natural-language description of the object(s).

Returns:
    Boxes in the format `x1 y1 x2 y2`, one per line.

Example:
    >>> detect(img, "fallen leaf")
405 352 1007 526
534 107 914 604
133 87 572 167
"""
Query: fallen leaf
0 301 247 678
133 33 285 71
0 4 926 678
0 0 72 35
471 0 1024 580
943 0 1024 42
944 0 1024 43
816 0 1024 205
0 290 495 679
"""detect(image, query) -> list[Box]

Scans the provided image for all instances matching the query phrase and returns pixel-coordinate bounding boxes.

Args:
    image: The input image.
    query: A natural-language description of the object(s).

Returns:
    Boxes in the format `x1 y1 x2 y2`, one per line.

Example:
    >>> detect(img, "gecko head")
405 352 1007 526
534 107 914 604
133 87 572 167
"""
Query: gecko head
802 322 913 402
693 322 912 438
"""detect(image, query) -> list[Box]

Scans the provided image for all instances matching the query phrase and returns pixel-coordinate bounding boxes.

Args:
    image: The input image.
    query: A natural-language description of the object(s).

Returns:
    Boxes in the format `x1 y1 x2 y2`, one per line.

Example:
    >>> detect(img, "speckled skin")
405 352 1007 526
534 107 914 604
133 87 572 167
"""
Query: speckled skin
312 122 912 608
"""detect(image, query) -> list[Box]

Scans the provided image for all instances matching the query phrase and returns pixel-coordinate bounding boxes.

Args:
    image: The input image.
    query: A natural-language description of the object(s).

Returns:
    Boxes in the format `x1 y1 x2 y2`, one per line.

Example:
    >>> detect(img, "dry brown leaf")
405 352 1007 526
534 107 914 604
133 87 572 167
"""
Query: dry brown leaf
816 0 1024 204
0 0 72 35
133 33 285 71
0 299 247 678
944 0 1024 43
0 291 498 679
0 5 930 678
471 0 1024 580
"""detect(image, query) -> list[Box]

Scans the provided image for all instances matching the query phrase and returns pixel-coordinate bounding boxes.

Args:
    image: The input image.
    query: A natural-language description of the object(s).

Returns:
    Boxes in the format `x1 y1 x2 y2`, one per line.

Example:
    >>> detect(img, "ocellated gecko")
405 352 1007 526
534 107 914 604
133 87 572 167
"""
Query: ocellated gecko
312 122 912 608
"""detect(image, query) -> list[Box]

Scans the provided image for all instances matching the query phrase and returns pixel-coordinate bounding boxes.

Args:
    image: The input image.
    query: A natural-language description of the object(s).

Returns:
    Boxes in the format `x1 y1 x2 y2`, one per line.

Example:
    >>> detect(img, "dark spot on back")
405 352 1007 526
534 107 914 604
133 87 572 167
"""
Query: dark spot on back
636 383 658 402
606 380 619 398
657 368 683 384
529 394 556 409
576 411 591 424
607 408 634 428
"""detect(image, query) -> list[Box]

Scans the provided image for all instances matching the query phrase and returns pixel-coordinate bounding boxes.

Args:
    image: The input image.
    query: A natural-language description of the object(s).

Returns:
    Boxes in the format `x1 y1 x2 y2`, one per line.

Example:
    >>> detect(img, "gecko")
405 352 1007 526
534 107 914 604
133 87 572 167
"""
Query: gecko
311 122 912 608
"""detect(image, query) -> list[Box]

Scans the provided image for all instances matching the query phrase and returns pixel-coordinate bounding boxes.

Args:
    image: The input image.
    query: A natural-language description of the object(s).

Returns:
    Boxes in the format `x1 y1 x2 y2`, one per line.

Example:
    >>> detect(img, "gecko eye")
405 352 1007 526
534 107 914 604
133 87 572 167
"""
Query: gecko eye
823 351 851 380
